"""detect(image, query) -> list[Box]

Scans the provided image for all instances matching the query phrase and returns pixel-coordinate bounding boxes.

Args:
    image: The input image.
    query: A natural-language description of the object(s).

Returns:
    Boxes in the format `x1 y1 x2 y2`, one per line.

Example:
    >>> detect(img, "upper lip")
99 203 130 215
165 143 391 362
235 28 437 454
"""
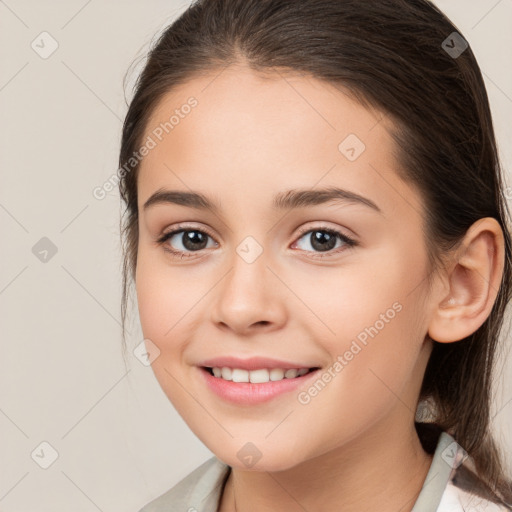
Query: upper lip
199 356 320 371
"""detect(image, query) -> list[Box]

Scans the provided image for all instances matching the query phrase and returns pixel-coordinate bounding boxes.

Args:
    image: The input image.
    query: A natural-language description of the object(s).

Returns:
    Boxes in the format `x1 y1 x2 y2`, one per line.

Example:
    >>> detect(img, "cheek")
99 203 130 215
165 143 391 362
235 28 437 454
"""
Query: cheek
134 249 215 391
135 257 198 405
290 298 426 461
292 244 428 403
135 247 200 339
294 243 424 346
135 265 171 339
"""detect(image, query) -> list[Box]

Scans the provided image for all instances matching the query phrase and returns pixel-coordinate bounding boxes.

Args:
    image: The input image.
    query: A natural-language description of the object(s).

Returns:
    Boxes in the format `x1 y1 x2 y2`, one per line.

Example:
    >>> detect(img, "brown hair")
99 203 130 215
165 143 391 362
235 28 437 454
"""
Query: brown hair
118 0 512 504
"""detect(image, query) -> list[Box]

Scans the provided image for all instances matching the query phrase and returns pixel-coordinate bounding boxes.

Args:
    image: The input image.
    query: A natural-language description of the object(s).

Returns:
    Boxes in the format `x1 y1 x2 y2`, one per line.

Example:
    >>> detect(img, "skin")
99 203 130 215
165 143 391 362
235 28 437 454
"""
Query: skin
134 62 504 511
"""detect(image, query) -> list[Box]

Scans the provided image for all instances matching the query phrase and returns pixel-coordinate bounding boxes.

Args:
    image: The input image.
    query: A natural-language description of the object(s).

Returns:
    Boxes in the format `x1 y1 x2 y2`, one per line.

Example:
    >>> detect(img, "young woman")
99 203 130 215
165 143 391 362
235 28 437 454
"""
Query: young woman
118 0 512 510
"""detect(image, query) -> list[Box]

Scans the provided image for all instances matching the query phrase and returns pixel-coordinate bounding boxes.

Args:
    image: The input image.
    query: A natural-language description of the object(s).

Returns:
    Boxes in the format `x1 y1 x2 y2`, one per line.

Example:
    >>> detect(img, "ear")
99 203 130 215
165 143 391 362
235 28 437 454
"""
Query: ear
427 217 505 343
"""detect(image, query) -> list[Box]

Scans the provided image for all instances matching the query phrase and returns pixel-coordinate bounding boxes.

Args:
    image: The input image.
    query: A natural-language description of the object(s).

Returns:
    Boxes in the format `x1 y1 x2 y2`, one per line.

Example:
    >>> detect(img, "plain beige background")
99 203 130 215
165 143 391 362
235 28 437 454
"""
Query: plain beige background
1 1 511 510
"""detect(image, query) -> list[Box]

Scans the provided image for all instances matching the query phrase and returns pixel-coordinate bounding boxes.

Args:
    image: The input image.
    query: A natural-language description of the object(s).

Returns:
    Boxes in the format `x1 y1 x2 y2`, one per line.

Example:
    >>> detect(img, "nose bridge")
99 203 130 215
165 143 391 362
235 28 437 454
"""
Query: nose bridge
211 234 285 331
223 234 270 306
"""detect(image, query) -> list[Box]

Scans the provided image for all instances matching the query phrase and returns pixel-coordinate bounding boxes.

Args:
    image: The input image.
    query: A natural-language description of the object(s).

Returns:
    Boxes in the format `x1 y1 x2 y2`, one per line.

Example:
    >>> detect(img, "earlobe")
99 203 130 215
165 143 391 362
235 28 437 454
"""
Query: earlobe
427 218 505 344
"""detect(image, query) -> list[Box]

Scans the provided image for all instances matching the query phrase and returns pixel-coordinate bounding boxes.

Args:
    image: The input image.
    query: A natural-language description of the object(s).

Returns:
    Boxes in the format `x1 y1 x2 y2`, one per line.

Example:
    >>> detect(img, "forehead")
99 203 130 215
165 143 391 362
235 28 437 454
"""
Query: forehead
137 64 423 220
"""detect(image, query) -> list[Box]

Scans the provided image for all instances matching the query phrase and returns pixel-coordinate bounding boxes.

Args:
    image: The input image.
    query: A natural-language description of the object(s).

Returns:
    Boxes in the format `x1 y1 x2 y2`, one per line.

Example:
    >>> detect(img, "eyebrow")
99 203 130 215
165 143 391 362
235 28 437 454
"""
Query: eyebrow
142 186 382 214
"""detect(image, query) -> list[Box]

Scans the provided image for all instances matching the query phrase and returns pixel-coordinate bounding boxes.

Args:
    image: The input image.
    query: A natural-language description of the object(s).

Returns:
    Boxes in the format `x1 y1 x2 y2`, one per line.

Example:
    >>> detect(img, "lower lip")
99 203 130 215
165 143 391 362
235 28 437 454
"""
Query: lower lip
198 367 321 405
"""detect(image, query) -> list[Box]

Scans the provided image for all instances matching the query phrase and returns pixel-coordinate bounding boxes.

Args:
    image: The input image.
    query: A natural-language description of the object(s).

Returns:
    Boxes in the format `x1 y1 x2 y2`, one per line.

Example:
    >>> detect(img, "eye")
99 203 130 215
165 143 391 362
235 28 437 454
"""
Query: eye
156 224 218 259
156 223 358 260
292 226 358 257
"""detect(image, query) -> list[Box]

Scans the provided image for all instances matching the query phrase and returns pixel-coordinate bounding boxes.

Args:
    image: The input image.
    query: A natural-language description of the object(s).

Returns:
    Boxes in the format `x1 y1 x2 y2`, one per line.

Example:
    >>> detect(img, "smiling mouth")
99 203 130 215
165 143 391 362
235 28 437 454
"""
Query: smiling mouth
202 366 320 383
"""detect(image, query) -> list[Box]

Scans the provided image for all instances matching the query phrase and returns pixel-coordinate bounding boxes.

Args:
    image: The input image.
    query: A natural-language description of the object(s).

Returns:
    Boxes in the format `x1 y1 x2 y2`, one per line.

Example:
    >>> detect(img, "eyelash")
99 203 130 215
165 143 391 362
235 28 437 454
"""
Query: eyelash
156 223 358 260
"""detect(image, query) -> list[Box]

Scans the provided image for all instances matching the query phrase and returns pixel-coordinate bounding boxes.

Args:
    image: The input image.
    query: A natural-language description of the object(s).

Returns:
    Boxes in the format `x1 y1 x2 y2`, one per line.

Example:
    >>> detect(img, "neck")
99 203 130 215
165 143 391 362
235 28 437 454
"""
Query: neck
219 418 433 512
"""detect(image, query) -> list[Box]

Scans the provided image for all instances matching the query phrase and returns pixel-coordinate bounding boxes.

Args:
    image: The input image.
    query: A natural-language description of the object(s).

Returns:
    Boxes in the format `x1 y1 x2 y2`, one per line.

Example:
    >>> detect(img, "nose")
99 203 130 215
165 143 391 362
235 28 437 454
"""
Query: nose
210 248 287 335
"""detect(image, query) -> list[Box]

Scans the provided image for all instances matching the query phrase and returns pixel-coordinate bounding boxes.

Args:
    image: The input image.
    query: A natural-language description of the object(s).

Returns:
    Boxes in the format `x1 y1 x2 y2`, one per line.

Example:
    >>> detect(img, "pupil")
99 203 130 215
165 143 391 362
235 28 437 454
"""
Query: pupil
311 231 336 251
183 231 207 250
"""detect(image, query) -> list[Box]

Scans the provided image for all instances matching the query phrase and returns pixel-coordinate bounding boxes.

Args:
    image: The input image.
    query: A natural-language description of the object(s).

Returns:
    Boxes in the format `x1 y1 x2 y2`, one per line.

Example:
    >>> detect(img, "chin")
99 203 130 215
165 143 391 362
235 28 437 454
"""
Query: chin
211 442 308 473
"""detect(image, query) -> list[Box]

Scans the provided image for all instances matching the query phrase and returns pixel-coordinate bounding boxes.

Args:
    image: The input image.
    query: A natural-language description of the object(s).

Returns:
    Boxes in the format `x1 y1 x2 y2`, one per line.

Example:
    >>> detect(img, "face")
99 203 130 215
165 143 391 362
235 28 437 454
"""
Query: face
135 63 435 471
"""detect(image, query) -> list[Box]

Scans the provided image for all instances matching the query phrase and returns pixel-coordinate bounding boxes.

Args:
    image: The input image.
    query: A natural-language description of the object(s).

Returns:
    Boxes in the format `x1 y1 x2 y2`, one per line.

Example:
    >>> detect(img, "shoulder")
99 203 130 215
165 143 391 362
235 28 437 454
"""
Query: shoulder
138 455 231 512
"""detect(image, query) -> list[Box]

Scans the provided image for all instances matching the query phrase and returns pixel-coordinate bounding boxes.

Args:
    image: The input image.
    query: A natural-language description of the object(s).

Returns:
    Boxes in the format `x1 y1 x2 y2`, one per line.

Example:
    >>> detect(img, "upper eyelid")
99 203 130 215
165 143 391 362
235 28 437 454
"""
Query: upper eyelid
161 222 353 237
161 223 217 241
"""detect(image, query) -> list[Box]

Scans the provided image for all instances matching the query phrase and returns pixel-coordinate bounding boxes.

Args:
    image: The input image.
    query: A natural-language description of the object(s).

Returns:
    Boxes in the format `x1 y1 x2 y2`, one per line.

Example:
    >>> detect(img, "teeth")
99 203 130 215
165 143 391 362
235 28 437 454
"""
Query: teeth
209 366 311 383
270 368 284 381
